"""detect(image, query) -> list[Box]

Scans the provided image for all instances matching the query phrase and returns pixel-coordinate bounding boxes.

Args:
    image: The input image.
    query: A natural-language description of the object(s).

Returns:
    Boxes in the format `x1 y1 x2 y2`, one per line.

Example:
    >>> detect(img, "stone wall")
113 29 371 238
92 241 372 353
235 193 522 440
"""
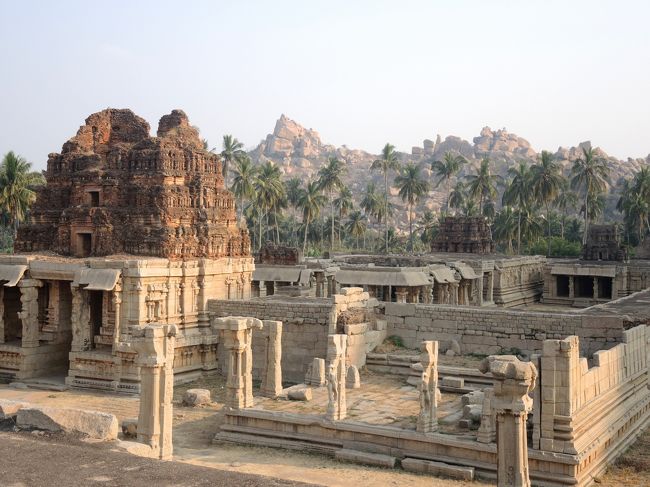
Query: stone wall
384 302 625 357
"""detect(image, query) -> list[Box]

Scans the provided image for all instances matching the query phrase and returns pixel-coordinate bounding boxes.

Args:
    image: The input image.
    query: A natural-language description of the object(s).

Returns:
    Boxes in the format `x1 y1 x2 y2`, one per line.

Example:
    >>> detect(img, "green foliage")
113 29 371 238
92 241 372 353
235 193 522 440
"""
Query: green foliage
386 335 404 348
525 237 582 257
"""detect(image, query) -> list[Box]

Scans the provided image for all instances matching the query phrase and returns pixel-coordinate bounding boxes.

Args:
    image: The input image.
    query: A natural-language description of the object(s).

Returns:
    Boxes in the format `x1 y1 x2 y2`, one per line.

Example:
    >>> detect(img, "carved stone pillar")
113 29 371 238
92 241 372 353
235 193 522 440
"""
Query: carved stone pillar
131 323 177 460
0 287 4 344
260 320 283 398
593 277 598 299
18 279 42 348
70 286 91 352
213 316 262 409
417 340 439 434
395 287 408 303
568 276 574 299
315 273 325 298
477 388 497 443
479 355 537 487
112 283 123 352
326 334 347 421
487 272 494 302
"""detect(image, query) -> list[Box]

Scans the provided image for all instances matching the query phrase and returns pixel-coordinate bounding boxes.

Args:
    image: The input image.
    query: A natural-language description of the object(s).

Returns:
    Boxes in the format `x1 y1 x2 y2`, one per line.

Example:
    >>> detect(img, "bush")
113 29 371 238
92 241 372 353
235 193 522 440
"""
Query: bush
525 237 581 257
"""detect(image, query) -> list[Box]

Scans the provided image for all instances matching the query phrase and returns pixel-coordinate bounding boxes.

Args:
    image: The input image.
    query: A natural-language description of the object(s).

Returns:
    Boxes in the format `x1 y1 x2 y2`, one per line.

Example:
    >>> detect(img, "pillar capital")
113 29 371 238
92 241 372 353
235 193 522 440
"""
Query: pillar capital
479 355 537 413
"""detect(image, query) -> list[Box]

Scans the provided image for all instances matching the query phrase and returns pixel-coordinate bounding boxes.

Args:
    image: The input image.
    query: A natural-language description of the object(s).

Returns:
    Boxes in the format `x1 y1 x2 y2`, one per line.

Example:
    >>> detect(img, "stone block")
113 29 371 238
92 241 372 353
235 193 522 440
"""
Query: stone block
0 399 28 420
441 376 465 388
17 406 118 440
344 323 368 335
401 458 474 480
286 384 312 401
182 388 211 407
335 448 397 468
346 365 360 389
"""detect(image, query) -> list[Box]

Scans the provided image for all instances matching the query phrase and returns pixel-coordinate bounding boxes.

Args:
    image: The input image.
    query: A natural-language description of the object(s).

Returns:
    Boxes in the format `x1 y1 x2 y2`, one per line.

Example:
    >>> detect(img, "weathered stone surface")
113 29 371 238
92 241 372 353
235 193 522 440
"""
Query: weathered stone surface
286 384 312 401
401 458 474 481
182 389 211 407
441 376 465 388
258 243 302 265
335 449 397 468
15 108 250 259
431 216 494 254
0 399 28 420
122 418 138 437
417 341 439 434
346 365 360 389
16 406 118 440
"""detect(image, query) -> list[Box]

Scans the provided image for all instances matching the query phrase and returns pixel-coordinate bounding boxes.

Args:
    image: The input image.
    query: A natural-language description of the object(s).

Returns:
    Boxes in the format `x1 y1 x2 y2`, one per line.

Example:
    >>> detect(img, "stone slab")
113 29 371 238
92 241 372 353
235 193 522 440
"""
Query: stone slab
401 458 474 480
16 406 119 440
0 399 28 420
335 448 397 468
182 389 211 407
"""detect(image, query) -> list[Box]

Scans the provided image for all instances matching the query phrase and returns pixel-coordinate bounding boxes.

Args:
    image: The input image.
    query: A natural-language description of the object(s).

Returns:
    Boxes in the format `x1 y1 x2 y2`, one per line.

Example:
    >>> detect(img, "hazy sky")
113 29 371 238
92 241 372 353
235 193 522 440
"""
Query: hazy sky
1 0 649 170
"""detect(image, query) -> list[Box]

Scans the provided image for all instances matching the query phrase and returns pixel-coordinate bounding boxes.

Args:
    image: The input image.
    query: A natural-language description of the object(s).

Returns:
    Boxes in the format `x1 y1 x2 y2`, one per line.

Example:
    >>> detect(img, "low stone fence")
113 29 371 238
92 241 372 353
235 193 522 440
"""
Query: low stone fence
384 303 625 356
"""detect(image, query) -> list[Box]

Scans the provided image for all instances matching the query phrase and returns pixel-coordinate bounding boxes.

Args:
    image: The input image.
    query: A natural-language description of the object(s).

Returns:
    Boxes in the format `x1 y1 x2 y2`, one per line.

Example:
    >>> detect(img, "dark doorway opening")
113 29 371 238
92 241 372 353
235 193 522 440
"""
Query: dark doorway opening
598 277 613 299
89 191 100 207
556 275 570 297
575 276 594 298
89 291 103 349
77 233 92 257
3 287 22 343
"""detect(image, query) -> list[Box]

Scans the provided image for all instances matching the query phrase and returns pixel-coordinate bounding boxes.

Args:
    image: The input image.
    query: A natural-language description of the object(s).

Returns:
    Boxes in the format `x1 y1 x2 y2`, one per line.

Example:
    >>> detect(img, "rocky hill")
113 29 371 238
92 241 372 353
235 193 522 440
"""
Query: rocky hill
249 115 650 231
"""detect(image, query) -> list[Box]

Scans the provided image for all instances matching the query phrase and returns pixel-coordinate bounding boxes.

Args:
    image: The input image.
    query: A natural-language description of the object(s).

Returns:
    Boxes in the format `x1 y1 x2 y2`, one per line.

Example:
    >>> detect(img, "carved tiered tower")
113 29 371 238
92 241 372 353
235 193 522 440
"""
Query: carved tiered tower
15 108 250 259
431 216 494 254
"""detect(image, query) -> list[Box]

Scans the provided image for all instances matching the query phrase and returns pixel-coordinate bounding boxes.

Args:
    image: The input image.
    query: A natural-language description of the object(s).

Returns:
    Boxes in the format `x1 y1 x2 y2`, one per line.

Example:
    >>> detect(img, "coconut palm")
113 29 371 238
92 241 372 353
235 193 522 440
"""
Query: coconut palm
0 151 45 236
253 162 285 248
220 135 245 183
230 154 258 221
371 143 400 253
555 185 579 239
466 158 500 216
345 210 367 249
570 147 610 245
502 162 532 254
430 151 467 211
418 210 438 248
317 157 346 250
334 186 353 247
395 163 430 250
448 181 466 212
531 151 563 256
493 206 517 254
298 180 326 255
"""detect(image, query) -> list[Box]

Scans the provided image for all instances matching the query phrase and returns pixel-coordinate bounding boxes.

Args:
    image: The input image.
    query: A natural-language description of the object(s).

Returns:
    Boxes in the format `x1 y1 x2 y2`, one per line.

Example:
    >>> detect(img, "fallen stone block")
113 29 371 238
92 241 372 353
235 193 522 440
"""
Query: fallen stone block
16 406 119 440
401 458 474 481
346 365 360 389
445 349 456 357
122 418 138 437
335 448 397 468
182 388 211 407
286 384 312 401
441 376 465 388
0 399 28 420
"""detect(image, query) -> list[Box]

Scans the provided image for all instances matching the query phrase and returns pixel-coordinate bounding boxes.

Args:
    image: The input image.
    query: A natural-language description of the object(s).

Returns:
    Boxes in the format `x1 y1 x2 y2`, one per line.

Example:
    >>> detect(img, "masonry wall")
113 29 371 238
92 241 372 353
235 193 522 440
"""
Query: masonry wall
209 297 336 383
384 302 625 356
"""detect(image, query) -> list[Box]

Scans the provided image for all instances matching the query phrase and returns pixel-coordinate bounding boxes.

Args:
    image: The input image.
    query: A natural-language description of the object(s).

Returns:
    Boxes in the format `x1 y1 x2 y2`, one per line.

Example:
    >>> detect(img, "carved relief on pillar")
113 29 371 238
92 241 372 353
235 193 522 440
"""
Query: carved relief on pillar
417 340 439 434
112 283 123 351
71 285 91 352
326 334 347 421
0 287 4 344
212 316 262 409
260 320 283 398
18 279 42 348
479 355 537 487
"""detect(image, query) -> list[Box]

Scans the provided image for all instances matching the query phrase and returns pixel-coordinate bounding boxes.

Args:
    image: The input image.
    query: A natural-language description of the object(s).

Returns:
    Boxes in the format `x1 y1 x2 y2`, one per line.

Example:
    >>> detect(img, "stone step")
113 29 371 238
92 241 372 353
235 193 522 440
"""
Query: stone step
401 458 474 481
11 377 68 392
335 448 397 468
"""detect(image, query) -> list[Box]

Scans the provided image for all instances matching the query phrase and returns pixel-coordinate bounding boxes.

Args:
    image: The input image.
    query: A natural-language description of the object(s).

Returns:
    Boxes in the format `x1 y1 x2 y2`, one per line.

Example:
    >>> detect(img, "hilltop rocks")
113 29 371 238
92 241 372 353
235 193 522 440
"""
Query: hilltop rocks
473 126 536 159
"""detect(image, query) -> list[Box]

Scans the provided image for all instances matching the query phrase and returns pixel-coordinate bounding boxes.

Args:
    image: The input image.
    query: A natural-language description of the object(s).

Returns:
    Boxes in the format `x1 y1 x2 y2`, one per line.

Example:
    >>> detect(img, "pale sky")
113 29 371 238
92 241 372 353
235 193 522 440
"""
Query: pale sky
1 0 649 170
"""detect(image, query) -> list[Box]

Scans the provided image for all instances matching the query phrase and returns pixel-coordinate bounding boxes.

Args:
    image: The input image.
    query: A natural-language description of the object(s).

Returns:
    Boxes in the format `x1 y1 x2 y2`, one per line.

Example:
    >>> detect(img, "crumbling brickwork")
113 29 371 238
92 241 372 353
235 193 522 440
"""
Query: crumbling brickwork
258 243 303 265
15 108 250 259
582 224 627 261
431 217 494 254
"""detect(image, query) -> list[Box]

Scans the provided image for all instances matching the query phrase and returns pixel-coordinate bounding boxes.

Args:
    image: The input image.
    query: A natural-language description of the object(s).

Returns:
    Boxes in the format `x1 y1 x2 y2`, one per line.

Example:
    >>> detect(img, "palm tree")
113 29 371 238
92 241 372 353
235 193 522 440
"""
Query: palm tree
0 151 45 236
334 186 353 247
394 163 430 250
418 210 438 248
448 181 466 212
220 135 245 184
371 143 400 253
466 158 500 216
317 157 346 251
253 162 285 248
531 151 563 256
230 154 257 221
298 180 326 255
493 206 517 254
430 151 467 211
345 211 367 249
502 161 532 254
555 185 579 239
570 147 610 245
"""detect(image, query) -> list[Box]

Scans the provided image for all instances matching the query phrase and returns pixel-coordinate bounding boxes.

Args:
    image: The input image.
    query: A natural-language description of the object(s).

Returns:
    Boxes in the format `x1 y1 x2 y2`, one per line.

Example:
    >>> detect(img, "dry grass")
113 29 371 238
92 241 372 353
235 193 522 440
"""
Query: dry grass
599 426 650 486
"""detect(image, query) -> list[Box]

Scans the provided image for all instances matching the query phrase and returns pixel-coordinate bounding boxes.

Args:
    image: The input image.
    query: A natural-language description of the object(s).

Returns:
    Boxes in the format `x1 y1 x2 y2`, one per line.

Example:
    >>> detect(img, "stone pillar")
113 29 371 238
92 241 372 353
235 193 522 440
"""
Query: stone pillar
568 276 575 299
462 282 470 305
18 279 42 348
423 285 433 304
70 286 91 352
326 334 347 421
479 355 537 487
315 273 325 298
476 276 484 306
213 316 262 409
593 277 598 299
131 323 177 460
450 283 459 305
477 388 497 443
487 272 494 302
260 320 283 398
112 283 122 352
395 287 408 303
326 276 334 297
417 340 439 434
